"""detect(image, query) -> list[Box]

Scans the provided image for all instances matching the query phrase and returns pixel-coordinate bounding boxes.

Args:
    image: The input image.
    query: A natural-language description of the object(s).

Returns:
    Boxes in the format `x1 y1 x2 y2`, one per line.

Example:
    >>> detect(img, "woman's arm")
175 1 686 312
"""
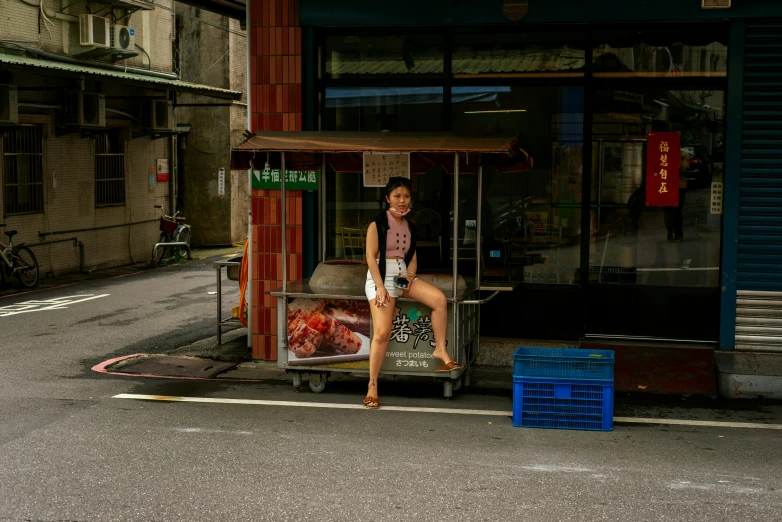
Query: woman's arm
406 251 418 278
365 222 383 287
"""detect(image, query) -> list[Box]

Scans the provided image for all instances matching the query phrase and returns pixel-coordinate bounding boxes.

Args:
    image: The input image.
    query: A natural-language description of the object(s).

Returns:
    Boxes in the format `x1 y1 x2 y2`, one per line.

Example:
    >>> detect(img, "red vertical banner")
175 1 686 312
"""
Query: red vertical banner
645 132 681 206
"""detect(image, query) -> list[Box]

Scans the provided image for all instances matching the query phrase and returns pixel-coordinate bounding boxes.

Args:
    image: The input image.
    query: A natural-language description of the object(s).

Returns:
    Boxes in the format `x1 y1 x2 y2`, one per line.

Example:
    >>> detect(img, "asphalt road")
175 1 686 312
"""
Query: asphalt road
0 257 781 521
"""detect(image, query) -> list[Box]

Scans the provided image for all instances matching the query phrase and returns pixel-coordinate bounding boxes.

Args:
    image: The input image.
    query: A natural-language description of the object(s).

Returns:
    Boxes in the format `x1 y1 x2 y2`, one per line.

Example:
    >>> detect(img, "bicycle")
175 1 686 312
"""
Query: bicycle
154 205 191 264
0 224 39 288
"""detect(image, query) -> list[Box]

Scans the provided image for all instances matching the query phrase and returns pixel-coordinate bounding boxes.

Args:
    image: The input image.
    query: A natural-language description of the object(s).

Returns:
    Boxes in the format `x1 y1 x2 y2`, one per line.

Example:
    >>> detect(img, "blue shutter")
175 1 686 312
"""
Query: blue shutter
736 22 782 351
738 22 782 291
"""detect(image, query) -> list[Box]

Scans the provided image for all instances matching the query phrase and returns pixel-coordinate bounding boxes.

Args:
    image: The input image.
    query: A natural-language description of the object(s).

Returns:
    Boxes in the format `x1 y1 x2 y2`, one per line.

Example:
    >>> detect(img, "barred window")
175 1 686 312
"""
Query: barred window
95 130 126 207
2 125 44 216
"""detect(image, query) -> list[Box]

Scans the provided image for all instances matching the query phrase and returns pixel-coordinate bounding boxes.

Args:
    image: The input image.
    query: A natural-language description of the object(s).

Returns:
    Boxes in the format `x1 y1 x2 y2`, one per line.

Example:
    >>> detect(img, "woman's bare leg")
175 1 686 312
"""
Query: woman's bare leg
403 280 455 365
366 296 397 404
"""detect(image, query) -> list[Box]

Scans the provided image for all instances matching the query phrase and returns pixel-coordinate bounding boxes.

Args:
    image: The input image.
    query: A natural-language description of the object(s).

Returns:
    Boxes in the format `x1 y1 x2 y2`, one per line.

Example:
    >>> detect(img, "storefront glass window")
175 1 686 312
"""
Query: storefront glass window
593 28 728 78
451 85 585 284
325 34 444 80
452 32 586 78
589 90 725 287
323 86 445 132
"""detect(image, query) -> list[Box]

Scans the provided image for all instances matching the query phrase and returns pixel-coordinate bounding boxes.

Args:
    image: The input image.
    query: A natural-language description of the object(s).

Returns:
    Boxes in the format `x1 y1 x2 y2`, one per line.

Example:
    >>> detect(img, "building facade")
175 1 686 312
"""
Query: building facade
244 0 782 397
0 0 242 279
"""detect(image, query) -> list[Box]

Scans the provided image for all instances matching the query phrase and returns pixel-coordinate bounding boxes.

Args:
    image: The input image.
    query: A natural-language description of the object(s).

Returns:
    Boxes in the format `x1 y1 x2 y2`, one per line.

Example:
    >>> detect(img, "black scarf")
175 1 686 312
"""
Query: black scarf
372 211 418 284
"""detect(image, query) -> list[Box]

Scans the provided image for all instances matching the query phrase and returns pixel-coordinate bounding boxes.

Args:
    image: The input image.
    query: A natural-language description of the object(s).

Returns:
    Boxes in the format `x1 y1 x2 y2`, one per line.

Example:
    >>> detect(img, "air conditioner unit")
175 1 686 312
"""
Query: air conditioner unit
0 85 19 124
79 14 110 48
110 24 135 51
702 0 730 7
141 100 175 131
64 91 106 127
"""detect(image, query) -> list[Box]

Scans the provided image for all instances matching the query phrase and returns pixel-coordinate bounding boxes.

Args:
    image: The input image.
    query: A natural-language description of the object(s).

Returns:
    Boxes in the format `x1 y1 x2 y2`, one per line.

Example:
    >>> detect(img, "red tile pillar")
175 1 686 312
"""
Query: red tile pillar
248 0 303 360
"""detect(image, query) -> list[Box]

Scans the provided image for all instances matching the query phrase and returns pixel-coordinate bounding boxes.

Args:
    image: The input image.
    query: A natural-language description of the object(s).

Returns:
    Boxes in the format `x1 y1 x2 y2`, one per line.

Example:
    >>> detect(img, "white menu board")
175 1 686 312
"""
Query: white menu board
362 152 410 187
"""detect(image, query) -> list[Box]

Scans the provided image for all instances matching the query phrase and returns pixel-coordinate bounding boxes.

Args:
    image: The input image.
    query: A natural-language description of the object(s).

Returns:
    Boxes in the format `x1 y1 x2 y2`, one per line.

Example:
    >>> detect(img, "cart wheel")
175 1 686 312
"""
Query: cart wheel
443 380 453 399
452 378 463 392
292 372 303 392
463 369 471 388
309 373 328 393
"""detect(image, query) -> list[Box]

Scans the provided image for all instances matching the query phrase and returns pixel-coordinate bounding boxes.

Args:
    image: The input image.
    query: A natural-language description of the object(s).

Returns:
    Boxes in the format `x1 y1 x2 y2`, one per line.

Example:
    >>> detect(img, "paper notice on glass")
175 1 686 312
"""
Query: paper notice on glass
363 152 410 187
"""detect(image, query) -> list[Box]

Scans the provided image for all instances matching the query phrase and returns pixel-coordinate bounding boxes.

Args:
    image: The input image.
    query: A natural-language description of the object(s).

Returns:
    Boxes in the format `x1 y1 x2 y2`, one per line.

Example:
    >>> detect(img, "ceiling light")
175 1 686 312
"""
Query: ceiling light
464 109 527 114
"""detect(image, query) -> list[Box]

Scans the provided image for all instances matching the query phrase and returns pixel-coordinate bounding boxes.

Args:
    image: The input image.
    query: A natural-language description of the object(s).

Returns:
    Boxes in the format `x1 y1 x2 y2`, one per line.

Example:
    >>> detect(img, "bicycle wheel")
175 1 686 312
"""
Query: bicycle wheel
157 232 169 264
173 227 191 259
13 246 39 288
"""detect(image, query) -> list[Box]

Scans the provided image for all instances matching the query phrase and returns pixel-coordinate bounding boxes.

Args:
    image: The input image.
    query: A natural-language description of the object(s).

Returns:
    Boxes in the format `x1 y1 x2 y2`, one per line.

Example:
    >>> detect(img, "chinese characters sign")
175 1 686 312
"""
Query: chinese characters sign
363 152 410 187
252 168 319 190
381 301 451 372
646 132 681 207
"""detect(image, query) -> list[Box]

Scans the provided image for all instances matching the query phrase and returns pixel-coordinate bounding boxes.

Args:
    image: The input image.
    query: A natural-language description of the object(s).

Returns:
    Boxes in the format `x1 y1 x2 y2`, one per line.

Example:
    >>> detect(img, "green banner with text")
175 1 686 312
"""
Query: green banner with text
251 168 319 190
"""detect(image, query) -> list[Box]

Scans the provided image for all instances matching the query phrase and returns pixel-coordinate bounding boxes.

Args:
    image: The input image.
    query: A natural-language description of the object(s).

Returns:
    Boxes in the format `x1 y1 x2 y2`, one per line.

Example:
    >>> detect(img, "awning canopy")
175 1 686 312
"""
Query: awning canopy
0 53 242 100
231 132 533 174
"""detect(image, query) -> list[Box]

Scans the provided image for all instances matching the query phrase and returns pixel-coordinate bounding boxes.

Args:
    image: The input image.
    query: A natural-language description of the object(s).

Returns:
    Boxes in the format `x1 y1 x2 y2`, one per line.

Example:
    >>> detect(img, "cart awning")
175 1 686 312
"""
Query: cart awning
231 132 532 174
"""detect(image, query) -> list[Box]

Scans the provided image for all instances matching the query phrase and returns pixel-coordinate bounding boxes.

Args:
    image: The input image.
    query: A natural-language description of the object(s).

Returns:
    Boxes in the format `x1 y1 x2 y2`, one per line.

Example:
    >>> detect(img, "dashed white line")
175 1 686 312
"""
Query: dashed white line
113 393 782 430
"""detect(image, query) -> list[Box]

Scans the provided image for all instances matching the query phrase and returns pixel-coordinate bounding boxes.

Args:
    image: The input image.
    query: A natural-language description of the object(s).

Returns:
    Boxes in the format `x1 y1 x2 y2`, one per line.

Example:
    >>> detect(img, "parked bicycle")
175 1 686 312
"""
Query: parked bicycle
154 205 191 264
0 224 39 288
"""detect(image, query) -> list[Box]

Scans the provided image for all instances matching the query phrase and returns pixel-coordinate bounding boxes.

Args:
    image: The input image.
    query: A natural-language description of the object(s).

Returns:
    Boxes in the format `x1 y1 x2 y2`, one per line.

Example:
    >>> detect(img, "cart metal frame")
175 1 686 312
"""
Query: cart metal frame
235 133 530 397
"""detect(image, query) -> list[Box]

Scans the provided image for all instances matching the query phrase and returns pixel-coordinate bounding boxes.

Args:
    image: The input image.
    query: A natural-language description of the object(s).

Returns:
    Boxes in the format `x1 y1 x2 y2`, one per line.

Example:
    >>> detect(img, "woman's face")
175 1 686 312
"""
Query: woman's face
386 185 411 213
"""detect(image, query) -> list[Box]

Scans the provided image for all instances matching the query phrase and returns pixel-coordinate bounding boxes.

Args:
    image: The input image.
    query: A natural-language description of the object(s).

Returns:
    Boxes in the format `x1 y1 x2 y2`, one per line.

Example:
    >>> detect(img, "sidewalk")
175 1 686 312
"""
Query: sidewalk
0 245 244 299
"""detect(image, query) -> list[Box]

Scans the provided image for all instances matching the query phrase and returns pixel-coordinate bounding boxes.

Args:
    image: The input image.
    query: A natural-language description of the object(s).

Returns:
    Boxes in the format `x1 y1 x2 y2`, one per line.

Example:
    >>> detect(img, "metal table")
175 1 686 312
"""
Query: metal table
213 257 243 344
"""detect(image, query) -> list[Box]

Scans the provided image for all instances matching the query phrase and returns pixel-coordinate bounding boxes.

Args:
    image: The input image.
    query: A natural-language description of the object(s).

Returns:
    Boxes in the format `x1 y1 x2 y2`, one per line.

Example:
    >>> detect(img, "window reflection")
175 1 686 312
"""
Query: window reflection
325 34 443 80
324 86 444 131
451 86 584 284
593 28 728 78
589 90 725 286
452 32 586 78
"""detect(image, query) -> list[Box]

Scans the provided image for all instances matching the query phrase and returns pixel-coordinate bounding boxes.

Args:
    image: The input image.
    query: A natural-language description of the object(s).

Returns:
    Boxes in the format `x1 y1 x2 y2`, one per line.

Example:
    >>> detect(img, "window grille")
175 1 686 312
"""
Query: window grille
95 130 126 207
2 125 44 216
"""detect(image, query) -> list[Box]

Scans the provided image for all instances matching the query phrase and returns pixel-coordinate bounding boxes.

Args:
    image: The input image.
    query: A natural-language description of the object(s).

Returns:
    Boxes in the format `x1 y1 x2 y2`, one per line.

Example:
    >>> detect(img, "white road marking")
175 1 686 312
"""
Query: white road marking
613 416 782 430
175 427 253 435
113 394 782 430
0 294 110 317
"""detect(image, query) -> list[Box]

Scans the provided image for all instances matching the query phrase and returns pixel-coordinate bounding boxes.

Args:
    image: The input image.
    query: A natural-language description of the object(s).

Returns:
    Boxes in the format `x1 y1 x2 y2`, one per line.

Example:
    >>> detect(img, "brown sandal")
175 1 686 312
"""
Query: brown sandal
435 361 463 372
363 395 379 409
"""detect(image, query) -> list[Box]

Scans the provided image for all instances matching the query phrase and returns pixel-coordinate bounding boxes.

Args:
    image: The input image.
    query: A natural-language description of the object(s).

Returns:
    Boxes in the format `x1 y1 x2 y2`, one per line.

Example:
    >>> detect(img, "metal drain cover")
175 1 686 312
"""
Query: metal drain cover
117 356 238 378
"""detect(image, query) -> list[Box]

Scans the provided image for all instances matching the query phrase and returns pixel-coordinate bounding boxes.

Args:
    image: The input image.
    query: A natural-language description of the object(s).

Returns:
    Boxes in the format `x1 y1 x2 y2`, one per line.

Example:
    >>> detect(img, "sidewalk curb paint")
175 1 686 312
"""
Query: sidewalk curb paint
91 354 264 383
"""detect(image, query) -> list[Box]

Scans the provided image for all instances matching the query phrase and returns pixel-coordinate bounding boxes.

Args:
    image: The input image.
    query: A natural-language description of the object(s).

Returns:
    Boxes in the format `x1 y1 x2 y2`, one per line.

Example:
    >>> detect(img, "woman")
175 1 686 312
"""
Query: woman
363 177 462 409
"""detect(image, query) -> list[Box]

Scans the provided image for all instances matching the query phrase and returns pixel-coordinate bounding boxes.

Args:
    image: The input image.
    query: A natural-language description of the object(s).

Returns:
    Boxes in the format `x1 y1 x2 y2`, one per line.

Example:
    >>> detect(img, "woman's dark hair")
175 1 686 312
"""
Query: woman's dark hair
385 176 412 197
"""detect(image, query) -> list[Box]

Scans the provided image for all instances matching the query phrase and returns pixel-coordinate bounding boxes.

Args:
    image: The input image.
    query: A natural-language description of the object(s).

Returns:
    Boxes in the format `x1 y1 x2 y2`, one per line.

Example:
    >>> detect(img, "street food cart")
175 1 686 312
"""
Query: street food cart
232 133 531 397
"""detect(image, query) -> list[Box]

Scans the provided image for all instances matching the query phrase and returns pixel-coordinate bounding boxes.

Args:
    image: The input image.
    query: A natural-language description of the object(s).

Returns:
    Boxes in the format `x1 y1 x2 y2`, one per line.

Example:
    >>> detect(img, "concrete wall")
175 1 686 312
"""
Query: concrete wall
0 71 169 276
0 0 175 73
175 6 234 246
229 17 249 245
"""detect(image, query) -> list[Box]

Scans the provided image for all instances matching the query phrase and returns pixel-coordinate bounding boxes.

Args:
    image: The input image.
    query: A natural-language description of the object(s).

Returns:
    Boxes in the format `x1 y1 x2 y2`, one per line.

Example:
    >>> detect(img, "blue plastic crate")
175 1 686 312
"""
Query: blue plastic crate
513 347 614 381
512 377 614 431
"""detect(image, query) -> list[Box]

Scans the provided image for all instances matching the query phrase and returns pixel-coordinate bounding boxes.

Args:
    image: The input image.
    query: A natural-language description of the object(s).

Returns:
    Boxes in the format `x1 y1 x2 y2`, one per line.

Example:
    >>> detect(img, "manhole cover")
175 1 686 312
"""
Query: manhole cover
117 356 238 378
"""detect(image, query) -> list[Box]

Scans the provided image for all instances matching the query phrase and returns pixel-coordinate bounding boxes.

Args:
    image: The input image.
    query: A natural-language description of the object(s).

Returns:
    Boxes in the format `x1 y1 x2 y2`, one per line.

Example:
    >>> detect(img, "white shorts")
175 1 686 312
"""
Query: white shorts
365 259 414 301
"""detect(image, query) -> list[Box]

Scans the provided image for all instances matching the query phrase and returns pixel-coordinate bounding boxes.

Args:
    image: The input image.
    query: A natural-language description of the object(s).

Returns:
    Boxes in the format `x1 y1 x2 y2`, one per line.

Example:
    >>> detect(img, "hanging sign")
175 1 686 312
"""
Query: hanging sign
218 167 226 196
645 132 680 207
156 159 169 183
363 152 410 187
252 167 319 190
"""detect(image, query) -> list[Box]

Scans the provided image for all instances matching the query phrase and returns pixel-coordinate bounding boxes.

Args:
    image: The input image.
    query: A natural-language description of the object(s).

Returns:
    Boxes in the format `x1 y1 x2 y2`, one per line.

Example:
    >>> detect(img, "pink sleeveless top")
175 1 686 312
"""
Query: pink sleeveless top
385 211 410 258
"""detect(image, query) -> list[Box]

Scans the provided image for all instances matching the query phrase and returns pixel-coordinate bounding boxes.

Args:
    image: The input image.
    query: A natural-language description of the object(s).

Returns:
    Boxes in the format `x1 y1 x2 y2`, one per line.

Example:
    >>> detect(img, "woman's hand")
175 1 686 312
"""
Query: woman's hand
375 286 390 307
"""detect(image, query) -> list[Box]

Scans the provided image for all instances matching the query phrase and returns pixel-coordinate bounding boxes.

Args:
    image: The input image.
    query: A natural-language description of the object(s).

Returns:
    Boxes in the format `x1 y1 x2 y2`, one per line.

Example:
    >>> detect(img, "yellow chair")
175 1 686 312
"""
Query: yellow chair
341 226 367 261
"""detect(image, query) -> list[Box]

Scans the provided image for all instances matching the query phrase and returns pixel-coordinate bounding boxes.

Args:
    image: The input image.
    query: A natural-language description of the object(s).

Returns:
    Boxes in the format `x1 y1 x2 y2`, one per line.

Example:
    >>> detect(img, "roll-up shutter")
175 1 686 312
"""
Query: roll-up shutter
736 21 782 351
